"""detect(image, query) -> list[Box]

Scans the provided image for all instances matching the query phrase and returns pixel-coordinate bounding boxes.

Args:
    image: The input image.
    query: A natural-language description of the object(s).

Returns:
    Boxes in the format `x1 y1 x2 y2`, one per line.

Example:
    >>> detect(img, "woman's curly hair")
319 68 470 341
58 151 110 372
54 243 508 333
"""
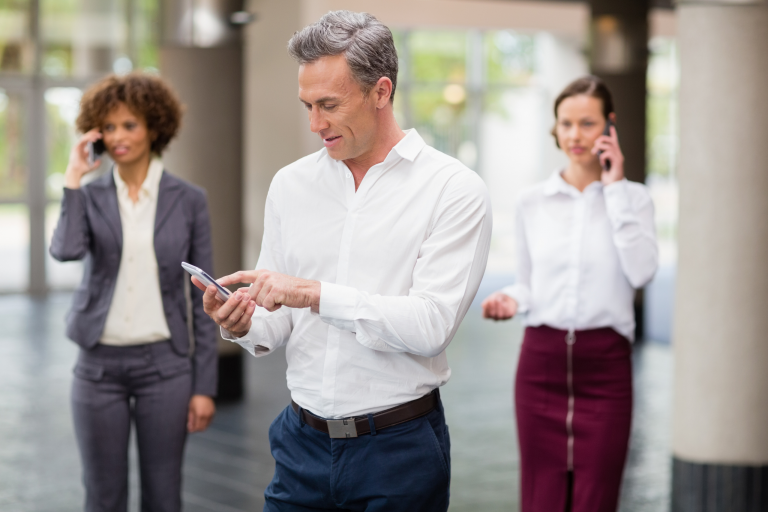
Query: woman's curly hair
76 73 183 156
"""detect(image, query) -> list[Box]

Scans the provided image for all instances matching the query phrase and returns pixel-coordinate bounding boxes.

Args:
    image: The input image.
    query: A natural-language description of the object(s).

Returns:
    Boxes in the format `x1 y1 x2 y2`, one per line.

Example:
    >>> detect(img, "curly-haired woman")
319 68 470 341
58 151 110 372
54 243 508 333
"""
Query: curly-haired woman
50 72 217 512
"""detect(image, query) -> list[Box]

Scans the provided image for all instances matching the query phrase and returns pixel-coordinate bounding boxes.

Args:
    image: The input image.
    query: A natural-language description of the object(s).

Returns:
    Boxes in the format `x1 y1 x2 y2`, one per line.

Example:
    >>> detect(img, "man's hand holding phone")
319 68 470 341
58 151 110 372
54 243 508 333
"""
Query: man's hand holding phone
191 276 256 339
592 120 625 186
65 129 105 189
192 269 321 339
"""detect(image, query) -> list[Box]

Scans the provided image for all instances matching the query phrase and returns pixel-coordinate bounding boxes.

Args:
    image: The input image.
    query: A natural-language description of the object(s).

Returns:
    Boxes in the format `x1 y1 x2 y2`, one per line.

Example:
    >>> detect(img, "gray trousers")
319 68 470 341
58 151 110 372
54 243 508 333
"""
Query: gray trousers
71 341 192 512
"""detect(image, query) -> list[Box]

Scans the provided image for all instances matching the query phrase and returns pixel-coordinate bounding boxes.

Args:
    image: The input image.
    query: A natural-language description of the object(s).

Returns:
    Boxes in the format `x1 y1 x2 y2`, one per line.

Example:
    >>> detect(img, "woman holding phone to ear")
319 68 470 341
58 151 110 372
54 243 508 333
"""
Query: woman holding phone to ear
50 72 218 512
481 76 658 512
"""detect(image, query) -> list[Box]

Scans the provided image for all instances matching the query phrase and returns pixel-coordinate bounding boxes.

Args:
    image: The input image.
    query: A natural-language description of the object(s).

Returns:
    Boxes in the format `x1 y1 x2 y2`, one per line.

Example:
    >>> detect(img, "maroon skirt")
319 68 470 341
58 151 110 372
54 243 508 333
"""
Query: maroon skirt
515 325 632 512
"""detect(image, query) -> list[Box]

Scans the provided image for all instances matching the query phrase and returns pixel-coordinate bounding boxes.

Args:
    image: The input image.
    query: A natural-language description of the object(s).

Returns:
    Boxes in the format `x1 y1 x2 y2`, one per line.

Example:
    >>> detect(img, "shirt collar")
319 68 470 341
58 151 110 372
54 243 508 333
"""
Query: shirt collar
113 158 164 200
393 128 426 162
543 169 603 197
315 128 426 164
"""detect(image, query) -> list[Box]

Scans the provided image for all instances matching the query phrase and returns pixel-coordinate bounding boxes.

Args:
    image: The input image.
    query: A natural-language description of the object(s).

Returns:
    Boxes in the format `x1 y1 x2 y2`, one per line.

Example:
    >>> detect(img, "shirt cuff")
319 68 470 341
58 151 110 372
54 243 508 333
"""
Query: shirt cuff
500 284 530 314
318 281 358 332
603 179 635 230
219 325 271 357
319 282 357 321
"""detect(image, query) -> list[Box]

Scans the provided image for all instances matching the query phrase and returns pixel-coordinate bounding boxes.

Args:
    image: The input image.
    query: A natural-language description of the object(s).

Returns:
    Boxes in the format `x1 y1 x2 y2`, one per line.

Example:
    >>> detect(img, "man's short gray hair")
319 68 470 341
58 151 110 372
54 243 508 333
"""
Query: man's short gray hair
288 11 399 102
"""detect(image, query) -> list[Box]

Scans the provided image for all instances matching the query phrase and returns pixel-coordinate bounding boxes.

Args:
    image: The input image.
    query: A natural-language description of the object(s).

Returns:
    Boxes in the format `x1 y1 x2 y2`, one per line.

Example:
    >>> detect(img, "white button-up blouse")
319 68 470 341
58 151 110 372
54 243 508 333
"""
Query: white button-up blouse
101 159 172 345
500 171 658 341
224 129 493 418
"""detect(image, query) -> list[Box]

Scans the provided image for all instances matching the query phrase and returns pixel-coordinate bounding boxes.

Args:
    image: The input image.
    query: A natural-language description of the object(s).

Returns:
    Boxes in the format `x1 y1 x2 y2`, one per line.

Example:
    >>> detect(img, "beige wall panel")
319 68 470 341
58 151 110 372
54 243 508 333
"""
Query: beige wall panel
242 0 308 266
673 4 768 463
160 47 243 279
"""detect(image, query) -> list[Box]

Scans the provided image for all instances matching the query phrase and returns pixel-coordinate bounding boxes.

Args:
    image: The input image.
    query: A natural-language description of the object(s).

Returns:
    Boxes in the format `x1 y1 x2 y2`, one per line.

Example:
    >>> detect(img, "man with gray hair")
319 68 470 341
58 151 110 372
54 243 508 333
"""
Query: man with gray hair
194 10 491 511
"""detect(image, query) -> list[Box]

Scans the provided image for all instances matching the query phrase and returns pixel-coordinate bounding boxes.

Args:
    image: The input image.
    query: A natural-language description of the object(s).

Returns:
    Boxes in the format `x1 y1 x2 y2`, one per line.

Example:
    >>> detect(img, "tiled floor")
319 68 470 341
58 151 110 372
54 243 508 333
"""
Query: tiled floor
0 293 672 511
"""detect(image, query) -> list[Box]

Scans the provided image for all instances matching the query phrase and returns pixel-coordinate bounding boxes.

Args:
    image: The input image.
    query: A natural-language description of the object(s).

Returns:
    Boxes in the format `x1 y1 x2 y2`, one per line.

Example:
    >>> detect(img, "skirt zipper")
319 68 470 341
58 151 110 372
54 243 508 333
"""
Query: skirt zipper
565 328 576 471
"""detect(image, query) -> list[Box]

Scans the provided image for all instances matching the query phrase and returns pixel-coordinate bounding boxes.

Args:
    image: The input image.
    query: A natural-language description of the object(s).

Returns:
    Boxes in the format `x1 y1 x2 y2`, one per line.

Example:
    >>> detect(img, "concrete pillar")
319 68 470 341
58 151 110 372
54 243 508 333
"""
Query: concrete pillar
160 0 245 400
673 1 768 509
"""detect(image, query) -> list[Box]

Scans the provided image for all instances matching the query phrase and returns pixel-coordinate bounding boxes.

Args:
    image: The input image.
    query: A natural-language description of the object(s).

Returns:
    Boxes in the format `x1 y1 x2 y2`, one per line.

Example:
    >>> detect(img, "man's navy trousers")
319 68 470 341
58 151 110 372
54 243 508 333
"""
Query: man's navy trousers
263 395 451 511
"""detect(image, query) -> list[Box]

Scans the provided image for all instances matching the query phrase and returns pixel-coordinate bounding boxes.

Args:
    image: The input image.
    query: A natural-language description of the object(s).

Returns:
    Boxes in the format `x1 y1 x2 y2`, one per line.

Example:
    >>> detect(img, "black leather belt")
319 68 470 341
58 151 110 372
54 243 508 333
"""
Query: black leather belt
291 389 439 439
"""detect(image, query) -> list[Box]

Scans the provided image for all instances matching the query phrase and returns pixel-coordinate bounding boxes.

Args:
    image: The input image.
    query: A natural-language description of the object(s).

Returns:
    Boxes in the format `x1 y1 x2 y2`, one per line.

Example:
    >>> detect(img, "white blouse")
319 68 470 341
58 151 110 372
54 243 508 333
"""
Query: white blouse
500 171 658 341
101 159 172 345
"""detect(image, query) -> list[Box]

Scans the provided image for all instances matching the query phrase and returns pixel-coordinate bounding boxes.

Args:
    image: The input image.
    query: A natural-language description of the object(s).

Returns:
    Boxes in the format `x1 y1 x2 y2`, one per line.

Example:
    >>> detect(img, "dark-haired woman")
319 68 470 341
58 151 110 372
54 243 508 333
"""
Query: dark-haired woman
51 73 217 512
482 76 658 512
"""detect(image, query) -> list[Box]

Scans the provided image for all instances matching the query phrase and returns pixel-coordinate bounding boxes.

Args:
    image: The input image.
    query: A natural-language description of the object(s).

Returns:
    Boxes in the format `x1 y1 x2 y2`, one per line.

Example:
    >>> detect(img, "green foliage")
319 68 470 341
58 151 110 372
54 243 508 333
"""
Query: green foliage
135 0 159 70
646 38 679 178
0 0 28 9
485 31 535 85
409 31 467 83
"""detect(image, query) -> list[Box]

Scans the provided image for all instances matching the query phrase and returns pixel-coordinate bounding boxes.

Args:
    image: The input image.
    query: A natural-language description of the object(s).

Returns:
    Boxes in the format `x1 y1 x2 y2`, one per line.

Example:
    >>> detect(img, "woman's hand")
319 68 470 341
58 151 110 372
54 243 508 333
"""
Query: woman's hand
187 395 216 433
592 124 625 186
64 129 104 189
481 292 518 321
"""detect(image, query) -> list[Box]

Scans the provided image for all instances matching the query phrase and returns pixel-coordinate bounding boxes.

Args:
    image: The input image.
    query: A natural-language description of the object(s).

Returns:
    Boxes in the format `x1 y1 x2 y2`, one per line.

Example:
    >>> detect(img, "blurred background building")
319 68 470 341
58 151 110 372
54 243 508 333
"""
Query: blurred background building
1 0 766 511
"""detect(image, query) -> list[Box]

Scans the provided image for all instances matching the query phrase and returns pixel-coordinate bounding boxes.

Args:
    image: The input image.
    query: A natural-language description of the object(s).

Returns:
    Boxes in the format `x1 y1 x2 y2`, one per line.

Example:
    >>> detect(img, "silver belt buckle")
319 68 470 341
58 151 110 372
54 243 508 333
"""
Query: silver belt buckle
327 418 358 438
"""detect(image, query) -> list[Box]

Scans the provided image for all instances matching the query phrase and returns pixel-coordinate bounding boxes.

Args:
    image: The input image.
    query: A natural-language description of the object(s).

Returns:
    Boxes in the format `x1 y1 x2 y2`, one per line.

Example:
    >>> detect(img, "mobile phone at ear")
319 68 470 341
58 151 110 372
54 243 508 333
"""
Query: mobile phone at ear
181 262 232 302
598 119 613 171
87 139 106 166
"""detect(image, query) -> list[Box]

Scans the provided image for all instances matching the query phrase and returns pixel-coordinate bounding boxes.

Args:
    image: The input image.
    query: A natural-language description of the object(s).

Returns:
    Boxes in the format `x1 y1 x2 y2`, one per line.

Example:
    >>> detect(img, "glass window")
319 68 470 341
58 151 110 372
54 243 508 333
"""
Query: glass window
0 0 34 74
0 88 26 201
485 30 536 86
134 0 160 71
45 87 82 200
41 0 127 78
409 85 472 159
0 204 29 291
647 36 679 267
409 31 467 83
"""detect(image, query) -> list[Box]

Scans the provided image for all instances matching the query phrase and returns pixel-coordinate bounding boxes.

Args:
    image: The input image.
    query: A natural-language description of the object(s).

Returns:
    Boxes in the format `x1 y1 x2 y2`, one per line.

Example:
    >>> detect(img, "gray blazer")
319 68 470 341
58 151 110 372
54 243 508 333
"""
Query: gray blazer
50 169 218 397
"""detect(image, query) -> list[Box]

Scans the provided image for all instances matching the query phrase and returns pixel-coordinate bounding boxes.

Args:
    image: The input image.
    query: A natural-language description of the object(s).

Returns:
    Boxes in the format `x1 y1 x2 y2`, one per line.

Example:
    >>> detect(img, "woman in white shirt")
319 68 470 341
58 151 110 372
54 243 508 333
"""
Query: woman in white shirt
482 76 658 512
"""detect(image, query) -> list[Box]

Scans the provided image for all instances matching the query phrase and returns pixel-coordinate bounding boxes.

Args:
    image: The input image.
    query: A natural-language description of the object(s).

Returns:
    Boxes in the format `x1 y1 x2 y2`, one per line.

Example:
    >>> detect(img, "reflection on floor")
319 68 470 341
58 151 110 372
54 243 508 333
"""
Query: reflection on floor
0 293 672 511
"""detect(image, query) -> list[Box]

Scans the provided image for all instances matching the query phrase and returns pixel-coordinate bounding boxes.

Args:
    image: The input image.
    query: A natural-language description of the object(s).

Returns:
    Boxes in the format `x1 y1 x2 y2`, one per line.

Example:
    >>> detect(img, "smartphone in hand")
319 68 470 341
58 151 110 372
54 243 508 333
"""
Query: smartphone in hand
598 119 614 171
87 139 106 166
182 262 232 302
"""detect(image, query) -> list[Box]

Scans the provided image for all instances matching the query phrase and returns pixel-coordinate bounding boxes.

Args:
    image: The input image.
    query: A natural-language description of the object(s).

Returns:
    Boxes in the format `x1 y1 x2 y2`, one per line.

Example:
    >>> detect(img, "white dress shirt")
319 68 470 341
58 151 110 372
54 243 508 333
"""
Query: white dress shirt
225 129 492 418
500 170 657 341
101 159 172 345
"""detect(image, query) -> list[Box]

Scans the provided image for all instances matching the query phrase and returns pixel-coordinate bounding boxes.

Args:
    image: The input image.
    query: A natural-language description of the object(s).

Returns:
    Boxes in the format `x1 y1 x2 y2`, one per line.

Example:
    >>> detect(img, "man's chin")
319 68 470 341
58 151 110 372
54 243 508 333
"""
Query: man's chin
326 146 349 161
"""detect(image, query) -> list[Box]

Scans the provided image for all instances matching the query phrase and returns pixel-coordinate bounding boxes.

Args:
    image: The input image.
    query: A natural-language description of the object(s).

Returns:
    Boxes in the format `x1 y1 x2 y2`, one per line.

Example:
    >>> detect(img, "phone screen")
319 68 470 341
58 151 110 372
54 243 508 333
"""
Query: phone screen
181 262 232 301
200 269 232 299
